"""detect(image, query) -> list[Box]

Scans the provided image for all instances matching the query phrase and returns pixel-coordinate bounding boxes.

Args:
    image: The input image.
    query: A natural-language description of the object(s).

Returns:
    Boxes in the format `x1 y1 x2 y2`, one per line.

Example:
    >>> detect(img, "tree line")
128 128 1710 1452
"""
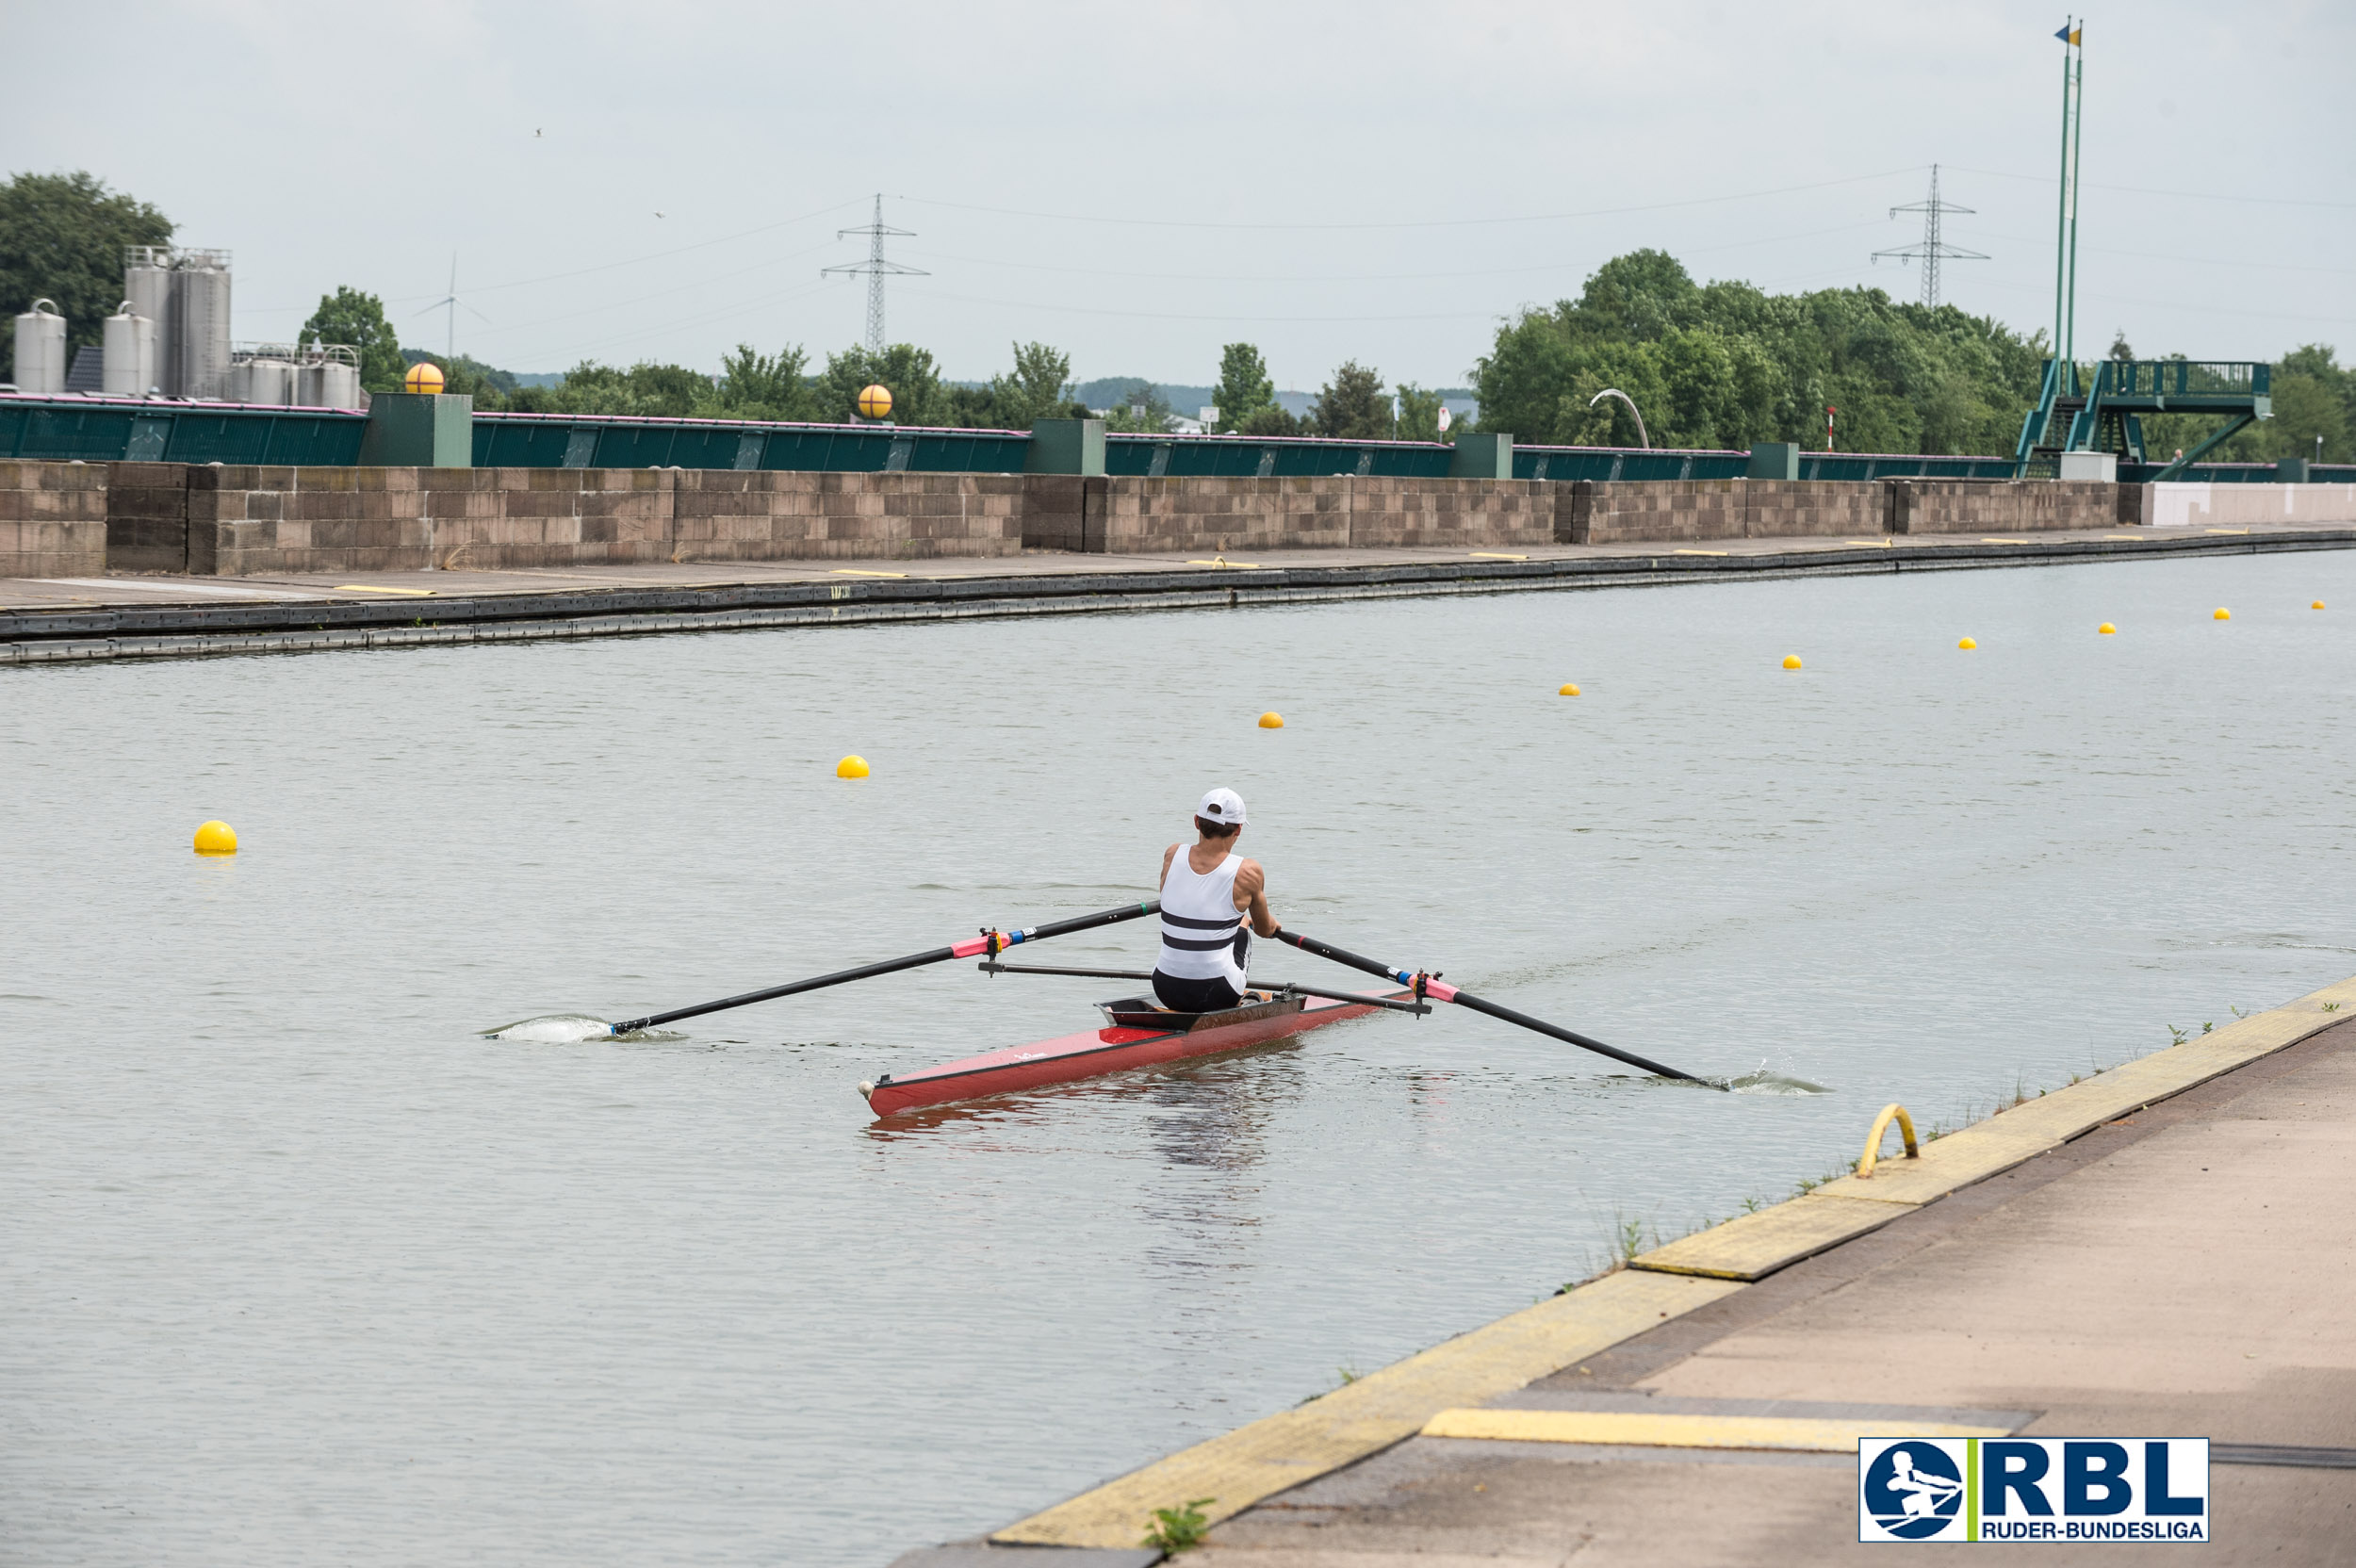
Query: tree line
7 172 2350 463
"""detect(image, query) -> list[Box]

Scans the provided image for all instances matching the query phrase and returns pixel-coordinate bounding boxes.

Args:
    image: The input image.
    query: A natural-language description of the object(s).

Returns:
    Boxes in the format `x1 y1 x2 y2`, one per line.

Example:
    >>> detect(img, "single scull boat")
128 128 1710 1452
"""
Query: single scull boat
859 984 1406 1118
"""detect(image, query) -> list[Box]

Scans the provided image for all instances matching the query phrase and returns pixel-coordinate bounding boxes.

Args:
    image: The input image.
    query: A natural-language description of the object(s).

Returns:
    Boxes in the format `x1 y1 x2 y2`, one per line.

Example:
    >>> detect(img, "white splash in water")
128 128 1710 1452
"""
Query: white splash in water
482 1014 615 1043
1718 1061 1831 1096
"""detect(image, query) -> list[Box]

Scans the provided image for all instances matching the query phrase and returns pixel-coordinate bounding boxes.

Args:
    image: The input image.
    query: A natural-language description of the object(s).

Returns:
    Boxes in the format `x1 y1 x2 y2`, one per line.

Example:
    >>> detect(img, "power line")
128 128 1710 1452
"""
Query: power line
1944 163 2356 211
897 167 1928 232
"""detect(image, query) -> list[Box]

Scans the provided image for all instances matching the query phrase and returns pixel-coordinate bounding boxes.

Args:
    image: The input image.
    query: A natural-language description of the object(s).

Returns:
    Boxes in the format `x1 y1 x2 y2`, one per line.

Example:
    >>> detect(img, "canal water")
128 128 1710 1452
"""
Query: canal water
7 550 2351 1565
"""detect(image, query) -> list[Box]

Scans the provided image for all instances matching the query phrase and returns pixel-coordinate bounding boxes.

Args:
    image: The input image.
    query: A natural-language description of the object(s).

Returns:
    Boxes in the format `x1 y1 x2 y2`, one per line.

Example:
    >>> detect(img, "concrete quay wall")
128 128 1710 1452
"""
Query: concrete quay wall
1890 478 2132 533
6 460 2356 578
0 460 108 577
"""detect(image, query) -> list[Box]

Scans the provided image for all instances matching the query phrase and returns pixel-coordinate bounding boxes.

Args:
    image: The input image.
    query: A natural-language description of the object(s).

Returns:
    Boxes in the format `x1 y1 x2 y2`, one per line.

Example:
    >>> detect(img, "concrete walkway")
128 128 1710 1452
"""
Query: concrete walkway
1186 1019 2356 1565
5 515 2349 612
8 518 2352 664
932 980 2356 1567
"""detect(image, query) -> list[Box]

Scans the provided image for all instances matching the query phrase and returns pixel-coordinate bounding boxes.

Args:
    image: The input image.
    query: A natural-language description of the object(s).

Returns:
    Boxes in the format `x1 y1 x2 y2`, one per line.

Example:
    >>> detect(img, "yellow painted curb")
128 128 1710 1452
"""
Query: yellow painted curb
1421 1408 2013 1451
991 1268 1741 1548
1629 1195 1913 1282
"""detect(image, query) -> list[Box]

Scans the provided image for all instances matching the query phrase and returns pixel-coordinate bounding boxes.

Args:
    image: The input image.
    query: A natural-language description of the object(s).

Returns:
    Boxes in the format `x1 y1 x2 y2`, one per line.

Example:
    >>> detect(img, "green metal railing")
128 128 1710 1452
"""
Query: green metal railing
0 395 366 465
472 412 1030 473
1103 433 1453 479
8 393 2332 487
1514 446 1745 482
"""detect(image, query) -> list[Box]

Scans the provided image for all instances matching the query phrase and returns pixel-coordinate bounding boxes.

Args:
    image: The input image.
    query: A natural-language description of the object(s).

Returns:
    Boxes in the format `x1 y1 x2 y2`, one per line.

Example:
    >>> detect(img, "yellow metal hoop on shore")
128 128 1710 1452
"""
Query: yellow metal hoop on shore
1856 1102 1919 1179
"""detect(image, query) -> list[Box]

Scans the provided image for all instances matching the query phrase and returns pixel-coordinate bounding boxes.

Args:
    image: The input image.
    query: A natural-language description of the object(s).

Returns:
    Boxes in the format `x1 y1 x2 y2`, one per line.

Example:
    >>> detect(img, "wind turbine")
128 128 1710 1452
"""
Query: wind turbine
416 254 490 364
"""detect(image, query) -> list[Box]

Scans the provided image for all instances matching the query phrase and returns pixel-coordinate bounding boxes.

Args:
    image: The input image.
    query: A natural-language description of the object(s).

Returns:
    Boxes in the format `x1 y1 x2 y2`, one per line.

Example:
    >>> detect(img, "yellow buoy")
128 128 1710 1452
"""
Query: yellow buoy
1258 711 1284 728
1957 637 1976 650
2313 600 2326 610
1558 682 1581 696
1781 654 1803 670
2098 622 2117 634
192 819 237 856
836 755 870 778
2213 607 2231 620
856 384 893 419
402 361 446 395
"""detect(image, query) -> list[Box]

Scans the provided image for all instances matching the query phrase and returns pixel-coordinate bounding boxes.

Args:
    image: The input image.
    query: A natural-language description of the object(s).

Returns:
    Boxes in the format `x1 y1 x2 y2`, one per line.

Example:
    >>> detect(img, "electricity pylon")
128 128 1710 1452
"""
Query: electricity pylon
1873 165 1988 309
823 195 926 355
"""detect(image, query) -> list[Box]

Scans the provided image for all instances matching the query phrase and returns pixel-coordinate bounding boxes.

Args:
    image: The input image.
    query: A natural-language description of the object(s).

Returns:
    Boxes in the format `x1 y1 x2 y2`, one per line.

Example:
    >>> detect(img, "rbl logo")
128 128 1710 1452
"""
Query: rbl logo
1859 1438 2209 1544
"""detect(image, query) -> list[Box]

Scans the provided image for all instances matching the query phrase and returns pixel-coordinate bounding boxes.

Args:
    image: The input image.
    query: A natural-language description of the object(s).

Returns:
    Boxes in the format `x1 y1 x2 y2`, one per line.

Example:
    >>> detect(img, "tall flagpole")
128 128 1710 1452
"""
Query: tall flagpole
2052 20 2074 383
2065 25 2085 368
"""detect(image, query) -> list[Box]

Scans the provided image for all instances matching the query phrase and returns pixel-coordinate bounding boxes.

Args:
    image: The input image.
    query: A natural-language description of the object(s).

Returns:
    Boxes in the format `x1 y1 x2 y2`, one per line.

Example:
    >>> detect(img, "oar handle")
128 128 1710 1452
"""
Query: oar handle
1270 927 1710 1084
612 899 1159 1034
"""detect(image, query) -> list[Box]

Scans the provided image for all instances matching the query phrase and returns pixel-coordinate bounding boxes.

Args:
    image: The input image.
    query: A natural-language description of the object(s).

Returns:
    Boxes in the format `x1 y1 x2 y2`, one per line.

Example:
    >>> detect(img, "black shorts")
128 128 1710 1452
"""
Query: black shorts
1152 969 1245 1014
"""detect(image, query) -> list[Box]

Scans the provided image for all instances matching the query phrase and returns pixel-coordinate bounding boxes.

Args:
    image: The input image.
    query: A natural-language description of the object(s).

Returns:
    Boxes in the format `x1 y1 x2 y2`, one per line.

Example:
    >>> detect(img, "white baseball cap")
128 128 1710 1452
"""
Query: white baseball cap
1196 787 1248 826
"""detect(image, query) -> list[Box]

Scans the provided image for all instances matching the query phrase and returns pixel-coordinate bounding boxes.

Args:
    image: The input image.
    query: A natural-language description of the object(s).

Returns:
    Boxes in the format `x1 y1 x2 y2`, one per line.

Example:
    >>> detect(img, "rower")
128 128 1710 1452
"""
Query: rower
1153 788 1278 1013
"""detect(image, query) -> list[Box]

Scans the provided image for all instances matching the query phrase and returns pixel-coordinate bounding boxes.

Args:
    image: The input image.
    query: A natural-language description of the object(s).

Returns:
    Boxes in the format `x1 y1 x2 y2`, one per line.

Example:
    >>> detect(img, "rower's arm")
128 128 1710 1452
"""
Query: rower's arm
1234 858 1276 936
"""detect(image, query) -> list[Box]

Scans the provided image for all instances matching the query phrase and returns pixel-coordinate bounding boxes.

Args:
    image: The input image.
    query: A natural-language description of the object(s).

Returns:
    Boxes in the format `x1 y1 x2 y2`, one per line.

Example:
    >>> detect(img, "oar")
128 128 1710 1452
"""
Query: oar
1269 928 1717 1085
975 959 1434 1016
607 899 1160 1035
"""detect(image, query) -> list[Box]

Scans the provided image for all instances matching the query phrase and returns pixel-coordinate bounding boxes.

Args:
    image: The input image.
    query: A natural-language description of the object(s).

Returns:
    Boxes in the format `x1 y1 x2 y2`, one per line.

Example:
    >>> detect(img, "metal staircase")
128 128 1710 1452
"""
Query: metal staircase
2015 359 2271 480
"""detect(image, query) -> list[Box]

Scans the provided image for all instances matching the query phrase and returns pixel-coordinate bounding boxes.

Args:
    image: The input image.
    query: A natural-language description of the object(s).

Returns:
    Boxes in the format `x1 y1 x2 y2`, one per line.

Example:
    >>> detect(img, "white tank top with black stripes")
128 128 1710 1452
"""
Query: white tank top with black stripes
1158 849 1248 988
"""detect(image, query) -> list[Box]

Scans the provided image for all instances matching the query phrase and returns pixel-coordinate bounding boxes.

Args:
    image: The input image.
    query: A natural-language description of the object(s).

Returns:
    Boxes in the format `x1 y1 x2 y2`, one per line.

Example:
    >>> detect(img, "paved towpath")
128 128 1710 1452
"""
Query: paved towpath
5 515 2348 612
1185 1018 2356 1566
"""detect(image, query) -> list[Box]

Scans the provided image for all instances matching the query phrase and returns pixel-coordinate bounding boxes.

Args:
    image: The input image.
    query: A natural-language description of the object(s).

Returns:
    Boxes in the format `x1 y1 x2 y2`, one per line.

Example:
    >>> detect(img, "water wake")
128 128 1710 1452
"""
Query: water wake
481 1014 617 1043
1716 1063 1832 1096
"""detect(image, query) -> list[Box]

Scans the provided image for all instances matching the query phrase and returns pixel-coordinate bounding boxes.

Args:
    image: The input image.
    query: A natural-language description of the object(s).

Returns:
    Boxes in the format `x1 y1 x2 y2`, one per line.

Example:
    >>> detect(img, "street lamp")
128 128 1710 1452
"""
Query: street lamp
1588 387 1649 449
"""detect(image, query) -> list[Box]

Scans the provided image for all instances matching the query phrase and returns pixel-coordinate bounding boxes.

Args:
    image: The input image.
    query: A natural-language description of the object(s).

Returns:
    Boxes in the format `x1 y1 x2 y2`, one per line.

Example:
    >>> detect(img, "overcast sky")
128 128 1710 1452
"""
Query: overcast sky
16 1 2351 390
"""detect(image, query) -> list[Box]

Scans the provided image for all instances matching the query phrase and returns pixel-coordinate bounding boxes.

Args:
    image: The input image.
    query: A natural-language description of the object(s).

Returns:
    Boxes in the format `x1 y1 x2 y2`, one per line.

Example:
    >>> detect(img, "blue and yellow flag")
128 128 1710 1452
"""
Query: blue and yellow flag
2054 22 2083 43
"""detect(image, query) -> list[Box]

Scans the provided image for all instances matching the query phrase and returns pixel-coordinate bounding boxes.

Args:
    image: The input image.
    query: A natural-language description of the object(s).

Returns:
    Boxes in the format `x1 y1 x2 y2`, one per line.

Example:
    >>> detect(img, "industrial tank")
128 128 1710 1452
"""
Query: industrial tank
12 299 67 393
172 250 233 399
227 354 293 405
297 345 361 408
102 302 158 396
124 247 177 393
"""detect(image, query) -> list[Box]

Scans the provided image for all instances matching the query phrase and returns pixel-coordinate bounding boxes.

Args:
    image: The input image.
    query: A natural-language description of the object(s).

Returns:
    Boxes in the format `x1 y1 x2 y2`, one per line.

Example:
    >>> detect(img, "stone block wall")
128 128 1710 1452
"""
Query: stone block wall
434 467 675 570
1562 480 1881 544
0 459 107 577
674 471 1024 561
1346 477 1554 548
1020 476 1106 553
1078 475 1554 555
1889 480 2126 534
1742 480 1887 537
1098 476 1353 554
105 462 194 573
181 466 676 576
6 460 2344 583
1562 480 1744 544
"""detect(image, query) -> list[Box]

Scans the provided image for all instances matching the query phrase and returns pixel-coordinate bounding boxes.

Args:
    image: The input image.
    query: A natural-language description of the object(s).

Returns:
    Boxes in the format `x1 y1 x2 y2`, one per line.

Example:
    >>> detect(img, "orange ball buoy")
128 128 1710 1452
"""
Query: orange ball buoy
402 361 446 395
2213 607 2231 621
836 754 870 778
1957 637 1977 650
1558 682 1580 696
1258 711 1284 728
856 384 893 420
192 819 237 856
2098 622 2117 635
2313 600 2327 611
1781 654 1803 670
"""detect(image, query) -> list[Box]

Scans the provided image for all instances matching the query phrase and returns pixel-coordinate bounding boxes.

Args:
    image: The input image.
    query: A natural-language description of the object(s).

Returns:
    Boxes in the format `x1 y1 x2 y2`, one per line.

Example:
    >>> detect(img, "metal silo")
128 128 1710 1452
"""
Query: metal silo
172 250 233 399
102 302 158 396
298 343 360 408
124 246 177 392
229 348 294 405
12 299 67 392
